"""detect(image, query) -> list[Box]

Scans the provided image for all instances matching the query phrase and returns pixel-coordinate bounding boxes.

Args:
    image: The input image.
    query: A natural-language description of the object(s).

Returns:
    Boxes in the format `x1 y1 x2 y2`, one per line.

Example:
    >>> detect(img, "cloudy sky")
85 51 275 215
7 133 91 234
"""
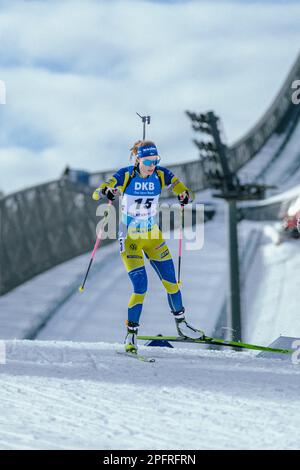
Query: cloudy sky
0 0 299 194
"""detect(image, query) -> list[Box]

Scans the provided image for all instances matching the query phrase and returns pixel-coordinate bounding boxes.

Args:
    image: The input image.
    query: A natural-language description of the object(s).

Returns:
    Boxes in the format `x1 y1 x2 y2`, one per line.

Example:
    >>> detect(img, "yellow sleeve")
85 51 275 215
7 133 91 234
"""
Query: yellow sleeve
95 168 130 194
168 176 189 196
156 167 189 196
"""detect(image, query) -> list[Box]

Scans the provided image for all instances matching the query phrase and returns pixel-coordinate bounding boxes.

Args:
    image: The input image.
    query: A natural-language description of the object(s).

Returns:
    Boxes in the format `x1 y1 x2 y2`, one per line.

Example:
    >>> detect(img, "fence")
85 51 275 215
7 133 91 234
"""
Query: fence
239 185 300 221
0 179 211 295
0 180 114 295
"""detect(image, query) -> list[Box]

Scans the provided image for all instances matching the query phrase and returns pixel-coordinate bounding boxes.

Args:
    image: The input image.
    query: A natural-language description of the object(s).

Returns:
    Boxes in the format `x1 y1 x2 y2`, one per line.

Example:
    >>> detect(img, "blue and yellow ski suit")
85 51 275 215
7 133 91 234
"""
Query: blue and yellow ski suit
98 164 189 325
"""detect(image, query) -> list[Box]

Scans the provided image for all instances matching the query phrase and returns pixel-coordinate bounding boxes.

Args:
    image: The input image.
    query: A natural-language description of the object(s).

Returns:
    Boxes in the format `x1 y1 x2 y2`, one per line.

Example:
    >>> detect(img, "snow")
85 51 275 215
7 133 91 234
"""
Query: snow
1 117 300 448
0 211 227 343
1 210 300 449
242 225 300 346
238 132 287 184
238 117 300 191
1 339 300 450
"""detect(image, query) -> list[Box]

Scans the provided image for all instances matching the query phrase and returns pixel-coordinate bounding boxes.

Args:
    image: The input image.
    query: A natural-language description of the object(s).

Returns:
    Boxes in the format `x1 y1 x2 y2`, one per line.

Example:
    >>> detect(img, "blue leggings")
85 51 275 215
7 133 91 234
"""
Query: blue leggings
120 228 183 324
127 260 183 324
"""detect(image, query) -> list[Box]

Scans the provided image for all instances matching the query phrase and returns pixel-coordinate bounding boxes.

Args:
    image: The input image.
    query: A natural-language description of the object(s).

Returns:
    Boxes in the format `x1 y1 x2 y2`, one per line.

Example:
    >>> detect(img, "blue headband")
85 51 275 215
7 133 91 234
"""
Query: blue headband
137 144 158 158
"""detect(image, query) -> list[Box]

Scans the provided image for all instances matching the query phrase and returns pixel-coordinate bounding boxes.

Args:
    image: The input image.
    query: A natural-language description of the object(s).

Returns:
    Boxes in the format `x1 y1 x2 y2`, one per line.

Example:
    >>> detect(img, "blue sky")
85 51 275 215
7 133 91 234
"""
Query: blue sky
0 0 299 193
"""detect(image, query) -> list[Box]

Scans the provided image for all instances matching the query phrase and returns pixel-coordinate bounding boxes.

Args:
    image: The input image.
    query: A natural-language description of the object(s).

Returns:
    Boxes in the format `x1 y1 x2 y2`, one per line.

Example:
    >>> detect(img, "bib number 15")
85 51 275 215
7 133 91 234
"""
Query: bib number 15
135 198 154 209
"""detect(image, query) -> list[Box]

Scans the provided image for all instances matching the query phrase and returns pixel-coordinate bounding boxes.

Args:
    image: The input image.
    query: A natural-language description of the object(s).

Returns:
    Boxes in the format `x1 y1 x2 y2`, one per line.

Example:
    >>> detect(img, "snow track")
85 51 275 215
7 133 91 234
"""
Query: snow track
0 340 299 450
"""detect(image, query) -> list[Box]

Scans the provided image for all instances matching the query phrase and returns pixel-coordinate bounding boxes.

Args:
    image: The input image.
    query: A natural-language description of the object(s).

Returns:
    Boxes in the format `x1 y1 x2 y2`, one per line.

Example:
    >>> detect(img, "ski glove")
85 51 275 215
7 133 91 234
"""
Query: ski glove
92 187 116 201
178 190 189 205
101 186 117 201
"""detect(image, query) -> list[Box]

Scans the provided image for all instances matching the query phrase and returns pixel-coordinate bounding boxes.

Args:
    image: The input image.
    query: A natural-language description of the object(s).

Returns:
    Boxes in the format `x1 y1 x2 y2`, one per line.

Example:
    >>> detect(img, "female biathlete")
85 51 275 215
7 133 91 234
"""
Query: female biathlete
93 140 204 353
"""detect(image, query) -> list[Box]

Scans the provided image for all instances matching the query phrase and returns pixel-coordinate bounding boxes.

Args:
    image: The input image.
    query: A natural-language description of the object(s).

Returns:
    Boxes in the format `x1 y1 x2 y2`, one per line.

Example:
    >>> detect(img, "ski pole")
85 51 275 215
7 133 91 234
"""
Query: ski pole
79 200 113 292
136 112 151 140
177 204 184 285
177 190 195 285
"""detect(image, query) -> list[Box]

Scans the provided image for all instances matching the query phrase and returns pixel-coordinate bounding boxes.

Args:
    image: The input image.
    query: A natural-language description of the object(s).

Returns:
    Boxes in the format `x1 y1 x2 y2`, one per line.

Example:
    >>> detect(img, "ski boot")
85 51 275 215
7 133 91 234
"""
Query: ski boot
172 308 205 340
124 321 139 353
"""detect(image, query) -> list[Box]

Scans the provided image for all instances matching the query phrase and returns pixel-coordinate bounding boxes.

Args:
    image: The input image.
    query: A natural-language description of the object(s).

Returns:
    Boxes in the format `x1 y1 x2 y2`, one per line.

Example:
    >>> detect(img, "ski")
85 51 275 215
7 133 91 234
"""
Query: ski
137 335 294 355
116 351 155 363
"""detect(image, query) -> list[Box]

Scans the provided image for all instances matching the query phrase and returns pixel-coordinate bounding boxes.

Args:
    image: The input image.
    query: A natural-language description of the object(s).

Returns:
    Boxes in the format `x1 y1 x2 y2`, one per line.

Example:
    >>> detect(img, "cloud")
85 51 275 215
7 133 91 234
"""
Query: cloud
0 0 299 193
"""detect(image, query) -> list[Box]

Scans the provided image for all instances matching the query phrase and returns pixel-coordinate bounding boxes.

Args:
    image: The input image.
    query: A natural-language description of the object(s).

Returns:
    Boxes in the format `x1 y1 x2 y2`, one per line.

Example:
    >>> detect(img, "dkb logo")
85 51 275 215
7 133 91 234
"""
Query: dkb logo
0 80 6 104
134 182 155 191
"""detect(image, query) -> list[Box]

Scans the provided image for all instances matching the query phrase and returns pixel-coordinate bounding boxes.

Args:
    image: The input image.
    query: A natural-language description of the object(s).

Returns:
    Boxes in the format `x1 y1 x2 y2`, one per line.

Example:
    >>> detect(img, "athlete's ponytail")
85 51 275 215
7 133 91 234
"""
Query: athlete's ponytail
130 140 143 166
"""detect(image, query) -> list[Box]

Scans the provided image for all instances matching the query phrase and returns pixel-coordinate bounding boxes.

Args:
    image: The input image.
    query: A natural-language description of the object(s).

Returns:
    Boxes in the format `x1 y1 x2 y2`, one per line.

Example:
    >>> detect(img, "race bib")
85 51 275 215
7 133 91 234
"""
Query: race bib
122 172 161 230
